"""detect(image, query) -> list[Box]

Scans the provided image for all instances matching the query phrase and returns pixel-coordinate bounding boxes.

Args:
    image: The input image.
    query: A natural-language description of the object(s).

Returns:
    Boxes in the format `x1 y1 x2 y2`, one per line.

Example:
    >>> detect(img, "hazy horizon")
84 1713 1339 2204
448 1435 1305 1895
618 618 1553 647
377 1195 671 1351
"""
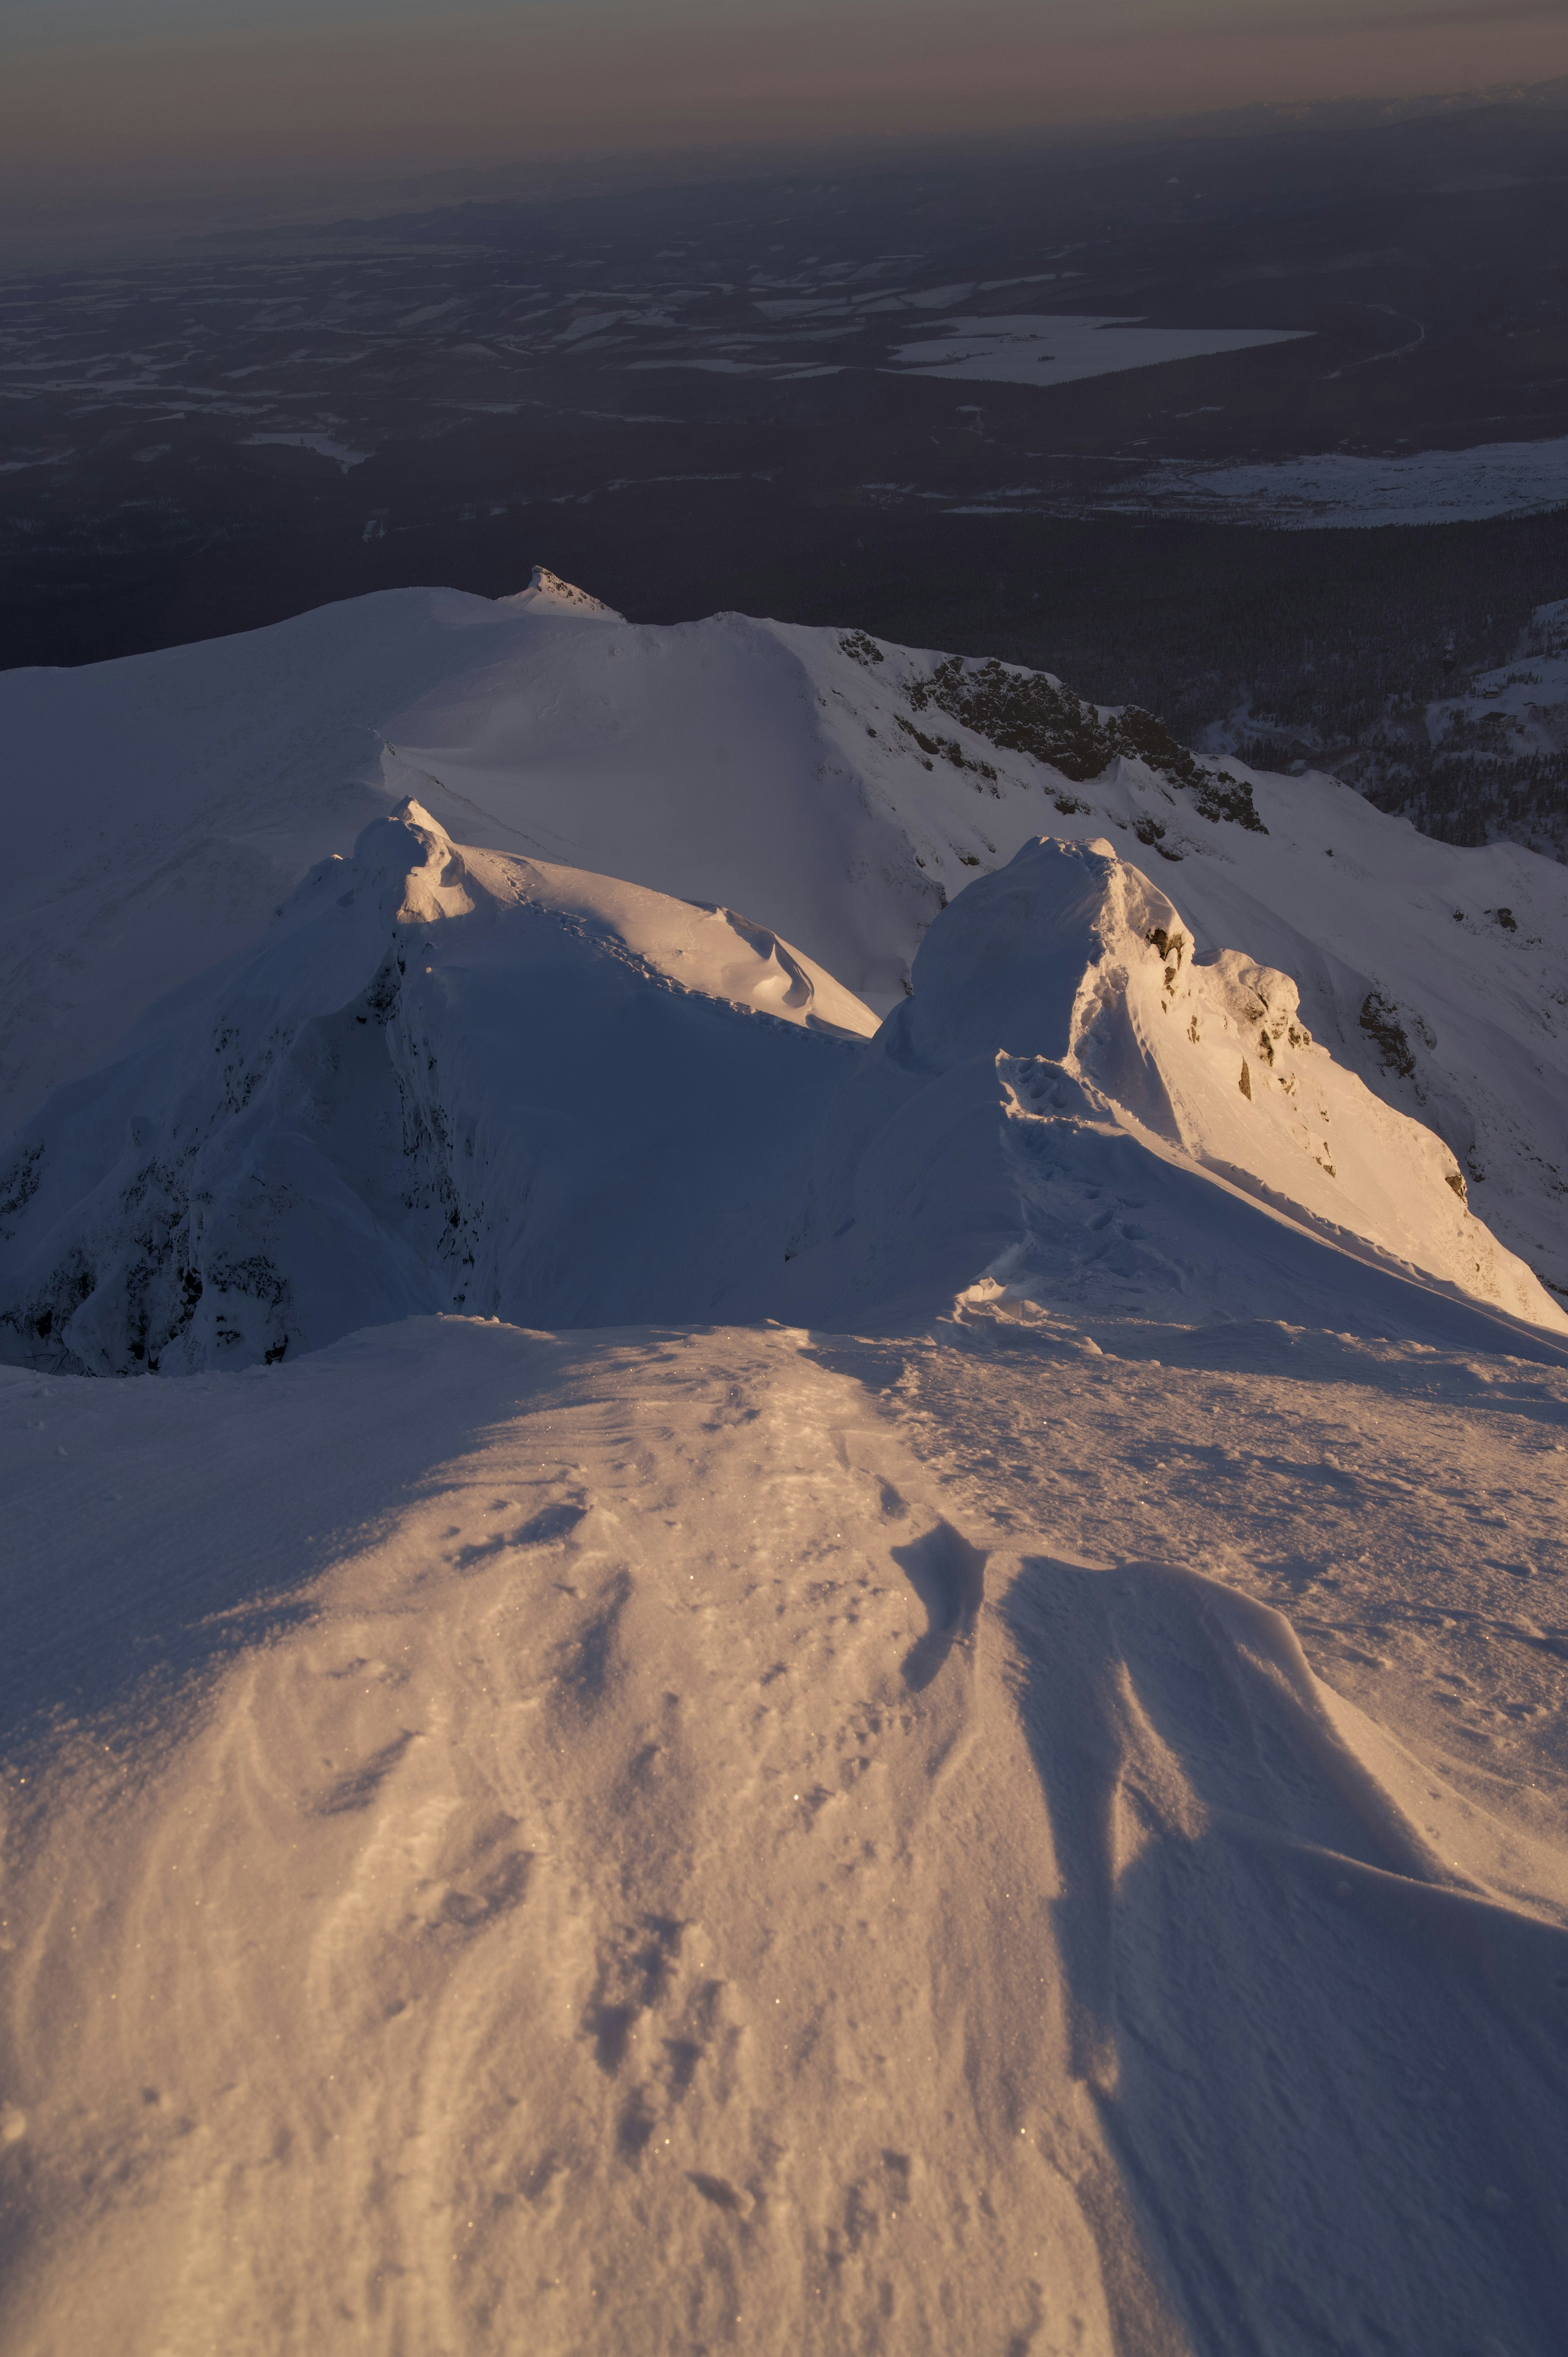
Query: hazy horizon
3 0 1565 221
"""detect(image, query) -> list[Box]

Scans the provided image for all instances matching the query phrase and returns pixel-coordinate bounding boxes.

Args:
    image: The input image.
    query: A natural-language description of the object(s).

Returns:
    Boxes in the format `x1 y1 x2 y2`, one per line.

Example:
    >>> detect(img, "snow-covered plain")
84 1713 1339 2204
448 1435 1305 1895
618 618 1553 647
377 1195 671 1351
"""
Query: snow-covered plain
1098 434 1568 528
2 575 1567 2353
884 313 1309 390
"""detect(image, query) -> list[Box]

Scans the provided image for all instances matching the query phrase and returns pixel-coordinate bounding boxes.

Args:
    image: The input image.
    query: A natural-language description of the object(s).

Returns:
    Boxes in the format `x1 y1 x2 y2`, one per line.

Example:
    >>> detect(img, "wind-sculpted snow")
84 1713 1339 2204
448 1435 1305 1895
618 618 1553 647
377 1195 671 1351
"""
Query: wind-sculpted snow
3 1318 1566 2354
0 801 873 1374
779 838 1568 1347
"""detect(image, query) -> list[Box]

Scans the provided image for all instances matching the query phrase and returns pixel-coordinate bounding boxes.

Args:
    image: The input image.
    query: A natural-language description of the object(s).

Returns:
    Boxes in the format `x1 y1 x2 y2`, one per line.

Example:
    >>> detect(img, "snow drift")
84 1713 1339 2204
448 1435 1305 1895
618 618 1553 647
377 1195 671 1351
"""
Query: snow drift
0 801 873 1373
777 837 1568 1345
4 1318 1567 2357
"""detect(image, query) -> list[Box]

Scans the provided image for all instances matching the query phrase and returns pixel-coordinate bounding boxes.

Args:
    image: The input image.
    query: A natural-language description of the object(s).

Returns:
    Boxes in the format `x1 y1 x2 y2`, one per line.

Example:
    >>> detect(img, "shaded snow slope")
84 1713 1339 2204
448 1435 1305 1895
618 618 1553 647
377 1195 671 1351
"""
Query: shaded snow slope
4 570 1567 1285
3 1315 1566 2355
776 839 1567 1349
0 802 871 1374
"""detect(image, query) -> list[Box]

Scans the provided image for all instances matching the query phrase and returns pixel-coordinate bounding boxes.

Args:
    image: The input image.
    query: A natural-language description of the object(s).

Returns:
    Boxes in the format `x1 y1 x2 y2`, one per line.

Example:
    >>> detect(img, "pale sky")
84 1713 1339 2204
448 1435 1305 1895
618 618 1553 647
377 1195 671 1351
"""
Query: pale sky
3 0 1565 201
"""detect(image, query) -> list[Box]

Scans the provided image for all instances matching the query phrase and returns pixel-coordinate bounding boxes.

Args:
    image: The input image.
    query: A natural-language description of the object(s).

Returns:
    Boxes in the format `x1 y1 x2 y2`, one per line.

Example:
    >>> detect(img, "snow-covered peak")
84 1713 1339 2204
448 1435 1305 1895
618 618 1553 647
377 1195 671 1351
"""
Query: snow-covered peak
274 796 871 1039
497 564 623 619
784 835 1566 1342
0 818 873 1373
901 834 1177 1070
347 796 477 925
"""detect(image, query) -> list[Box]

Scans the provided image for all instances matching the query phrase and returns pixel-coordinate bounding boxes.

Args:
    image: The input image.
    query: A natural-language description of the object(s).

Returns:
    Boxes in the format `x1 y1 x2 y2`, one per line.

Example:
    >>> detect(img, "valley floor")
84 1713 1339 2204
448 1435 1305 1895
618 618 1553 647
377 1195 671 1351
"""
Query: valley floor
2 1307 1565 2355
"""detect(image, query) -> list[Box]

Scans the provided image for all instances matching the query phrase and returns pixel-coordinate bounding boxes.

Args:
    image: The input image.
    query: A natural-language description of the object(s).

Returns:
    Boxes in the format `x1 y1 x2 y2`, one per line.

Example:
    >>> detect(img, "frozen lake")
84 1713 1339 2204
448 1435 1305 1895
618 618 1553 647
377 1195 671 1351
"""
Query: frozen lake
885 311 1309 388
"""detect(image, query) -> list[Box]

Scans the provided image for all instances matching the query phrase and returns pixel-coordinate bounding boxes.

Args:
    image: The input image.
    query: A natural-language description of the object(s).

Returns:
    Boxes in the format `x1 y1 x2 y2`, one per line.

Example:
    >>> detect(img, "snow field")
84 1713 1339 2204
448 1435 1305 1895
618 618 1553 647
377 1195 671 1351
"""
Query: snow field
882 1304 1568 2353
0 1322 1124 2355
1 1311 1565 2353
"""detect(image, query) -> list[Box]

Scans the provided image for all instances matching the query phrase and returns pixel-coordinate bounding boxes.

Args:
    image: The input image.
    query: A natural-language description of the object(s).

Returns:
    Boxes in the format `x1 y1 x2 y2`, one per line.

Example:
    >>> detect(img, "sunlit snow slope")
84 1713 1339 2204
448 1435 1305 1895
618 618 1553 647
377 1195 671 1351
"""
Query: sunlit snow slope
4 1317 1567 2357
777 838 1566 1348
4 566 1567 1291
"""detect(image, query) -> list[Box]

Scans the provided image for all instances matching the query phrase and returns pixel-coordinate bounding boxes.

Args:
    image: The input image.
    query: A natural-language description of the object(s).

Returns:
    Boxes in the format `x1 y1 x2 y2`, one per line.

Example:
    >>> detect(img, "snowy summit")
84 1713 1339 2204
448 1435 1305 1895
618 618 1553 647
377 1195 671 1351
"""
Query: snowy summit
2 574 1567 2357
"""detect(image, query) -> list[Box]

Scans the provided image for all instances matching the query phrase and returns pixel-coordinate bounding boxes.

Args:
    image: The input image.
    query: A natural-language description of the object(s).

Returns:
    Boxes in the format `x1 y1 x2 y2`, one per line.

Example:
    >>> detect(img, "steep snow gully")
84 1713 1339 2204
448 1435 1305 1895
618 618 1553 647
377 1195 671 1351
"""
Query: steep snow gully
2 574 1567 2357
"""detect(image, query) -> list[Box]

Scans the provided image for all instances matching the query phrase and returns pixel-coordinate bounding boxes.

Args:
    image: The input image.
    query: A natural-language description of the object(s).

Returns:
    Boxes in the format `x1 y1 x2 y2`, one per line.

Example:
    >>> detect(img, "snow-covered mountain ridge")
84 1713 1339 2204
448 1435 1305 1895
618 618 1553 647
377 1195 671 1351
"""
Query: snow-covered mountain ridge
4 565 1568 1293
0 800 873 1371
4 805 1560 1376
